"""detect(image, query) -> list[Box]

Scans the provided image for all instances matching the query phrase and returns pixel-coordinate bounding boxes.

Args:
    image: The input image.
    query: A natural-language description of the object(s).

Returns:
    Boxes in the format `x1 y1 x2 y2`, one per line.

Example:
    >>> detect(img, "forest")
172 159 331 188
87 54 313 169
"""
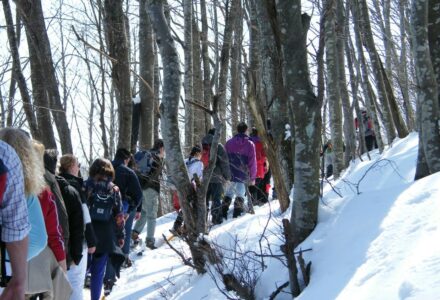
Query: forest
0 0 439 297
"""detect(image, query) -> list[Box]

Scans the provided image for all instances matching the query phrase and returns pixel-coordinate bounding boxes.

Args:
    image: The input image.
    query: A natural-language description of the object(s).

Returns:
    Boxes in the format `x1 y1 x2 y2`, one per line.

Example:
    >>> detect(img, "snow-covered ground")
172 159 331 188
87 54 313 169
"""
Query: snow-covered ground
94 132 440 300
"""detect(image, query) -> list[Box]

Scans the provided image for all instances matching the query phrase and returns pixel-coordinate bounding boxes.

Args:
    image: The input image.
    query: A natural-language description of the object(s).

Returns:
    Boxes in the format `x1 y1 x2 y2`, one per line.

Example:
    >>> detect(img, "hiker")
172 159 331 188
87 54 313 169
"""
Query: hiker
170 146 204 235
27 141 72 300
249 128 269 205
84 158 125 300
201 129 231 225
0 141 30 300
132 139 165 250
109 149 142 269
355 108 378 152
0 128 47 261
58 154 96 300
321 140 335 179
222 122 257 219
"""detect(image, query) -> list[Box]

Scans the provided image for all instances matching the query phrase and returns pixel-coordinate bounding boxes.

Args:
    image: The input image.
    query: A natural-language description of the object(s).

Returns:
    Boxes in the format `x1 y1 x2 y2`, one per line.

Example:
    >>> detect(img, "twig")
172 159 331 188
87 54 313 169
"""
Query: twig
161 234 196 269
269 281 289 300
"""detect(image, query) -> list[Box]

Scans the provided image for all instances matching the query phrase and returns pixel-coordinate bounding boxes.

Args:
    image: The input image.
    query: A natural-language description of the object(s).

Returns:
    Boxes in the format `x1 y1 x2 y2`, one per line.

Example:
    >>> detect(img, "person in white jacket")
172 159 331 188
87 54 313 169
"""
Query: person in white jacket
170 146 204 234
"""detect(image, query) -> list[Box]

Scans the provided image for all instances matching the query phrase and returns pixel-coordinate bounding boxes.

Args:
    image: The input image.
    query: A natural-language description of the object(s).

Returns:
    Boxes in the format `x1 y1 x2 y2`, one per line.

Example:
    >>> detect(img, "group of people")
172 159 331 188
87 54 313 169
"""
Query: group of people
170 122 271 234
0 121 271 300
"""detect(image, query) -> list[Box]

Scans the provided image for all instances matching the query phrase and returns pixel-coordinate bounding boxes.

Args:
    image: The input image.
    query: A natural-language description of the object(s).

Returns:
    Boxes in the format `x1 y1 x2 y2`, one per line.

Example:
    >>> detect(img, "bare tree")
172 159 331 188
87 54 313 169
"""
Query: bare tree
184 0 194 150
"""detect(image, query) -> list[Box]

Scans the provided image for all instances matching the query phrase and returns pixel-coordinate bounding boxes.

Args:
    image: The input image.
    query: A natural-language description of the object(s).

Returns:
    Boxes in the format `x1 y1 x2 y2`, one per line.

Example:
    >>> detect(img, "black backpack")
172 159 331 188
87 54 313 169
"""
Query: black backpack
89 189 116 222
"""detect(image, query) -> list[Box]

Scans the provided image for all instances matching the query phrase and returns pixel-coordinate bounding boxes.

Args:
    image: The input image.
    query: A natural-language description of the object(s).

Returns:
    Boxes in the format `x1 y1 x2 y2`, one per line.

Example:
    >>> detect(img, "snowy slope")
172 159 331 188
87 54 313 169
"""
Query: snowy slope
100 132 440 300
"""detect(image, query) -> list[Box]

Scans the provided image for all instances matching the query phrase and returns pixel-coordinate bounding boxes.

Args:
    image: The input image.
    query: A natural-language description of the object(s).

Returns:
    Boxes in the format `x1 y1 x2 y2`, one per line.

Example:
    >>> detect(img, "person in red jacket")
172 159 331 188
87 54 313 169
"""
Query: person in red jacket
249 128 269 206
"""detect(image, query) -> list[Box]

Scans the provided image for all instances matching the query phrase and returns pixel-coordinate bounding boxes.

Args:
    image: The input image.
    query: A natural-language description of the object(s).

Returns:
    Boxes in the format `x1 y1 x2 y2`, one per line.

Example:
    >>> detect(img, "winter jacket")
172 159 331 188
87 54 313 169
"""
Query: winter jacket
112 159 143 213
355 115 375 137
249 135 266 179
58 172 97 249
44 169 69 256
201 133 231 183
26 195 48 261
225 133 257 183
56 176 85 266
184 157 203 181
137 152 163 193
84 179 125 255
38 188 65 262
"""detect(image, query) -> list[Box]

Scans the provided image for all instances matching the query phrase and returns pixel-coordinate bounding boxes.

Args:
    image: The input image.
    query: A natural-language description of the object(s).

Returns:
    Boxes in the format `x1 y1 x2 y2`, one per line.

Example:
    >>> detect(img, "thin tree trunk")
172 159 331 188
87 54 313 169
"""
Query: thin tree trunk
184 0 194 150
139 0 155 150
15 0 72 152
324 0 344 178
200 0 212 133
192 16 205 142
230 0 243 132
103 0 132 150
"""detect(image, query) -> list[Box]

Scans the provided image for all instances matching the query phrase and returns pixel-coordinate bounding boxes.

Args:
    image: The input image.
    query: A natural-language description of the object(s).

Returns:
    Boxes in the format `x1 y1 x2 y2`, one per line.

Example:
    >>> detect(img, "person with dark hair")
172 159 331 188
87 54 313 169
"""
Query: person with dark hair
320 140 334 179
84 158 125 300
222 122 257 219
132 140 165 250
201 129 231 224
104 148 142 291
170 145 204 234
355 108 378 152
249 128 269 205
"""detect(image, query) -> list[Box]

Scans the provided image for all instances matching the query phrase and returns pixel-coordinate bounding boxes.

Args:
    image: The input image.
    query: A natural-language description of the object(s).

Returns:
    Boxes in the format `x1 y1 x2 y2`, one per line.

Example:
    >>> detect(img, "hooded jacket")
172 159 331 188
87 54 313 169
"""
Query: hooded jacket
249 135 266 179
225 133 257 183
201 133 231 183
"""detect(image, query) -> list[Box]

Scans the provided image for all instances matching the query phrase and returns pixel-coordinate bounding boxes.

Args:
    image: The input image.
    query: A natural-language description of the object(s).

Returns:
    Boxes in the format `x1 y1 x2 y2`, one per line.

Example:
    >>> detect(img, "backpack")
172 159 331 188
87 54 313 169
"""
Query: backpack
201 144 210 168
134 150 154 175
89 188 116 222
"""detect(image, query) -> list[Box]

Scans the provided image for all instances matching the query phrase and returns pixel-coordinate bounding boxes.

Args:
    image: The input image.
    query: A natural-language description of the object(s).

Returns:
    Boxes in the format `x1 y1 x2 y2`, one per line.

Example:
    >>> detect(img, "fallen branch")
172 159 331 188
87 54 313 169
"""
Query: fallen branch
161 234 196 269
269 281 289 300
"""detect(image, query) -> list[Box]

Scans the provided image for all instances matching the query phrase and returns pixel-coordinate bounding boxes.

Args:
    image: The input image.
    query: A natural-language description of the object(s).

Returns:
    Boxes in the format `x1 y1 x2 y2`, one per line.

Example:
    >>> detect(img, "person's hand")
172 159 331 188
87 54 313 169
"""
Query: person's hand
0 277 25 300
88 247 96 254
249 180 255 186
135 212 141 220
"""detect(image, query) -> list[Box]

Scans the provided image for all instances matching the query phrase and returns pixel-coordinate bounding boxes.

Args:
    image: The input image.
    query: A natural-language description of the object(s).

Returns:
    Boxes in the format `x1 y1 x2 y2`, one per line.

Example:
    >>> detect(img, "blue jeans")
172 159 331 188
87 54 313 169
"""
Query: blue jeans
123 209 136 255
89 253 108 300
225 181 246 199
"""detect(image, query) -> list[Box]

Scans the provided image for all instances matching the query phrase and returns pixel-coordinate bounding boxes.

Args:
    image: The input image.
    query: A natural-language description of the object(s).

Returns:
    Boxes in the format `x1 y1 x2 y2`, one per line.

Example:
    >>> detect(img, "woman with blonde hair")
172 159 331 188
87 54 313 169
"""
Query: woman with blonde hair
0 128 47 260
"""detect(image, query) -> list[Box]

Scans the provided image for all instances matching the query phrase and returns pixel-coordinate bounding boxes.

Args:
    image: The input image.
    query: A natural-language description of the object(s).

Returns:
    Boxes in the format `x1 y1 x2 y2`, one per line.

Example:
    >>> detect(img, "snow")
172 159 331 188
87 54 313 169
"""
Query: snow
89 132 440 300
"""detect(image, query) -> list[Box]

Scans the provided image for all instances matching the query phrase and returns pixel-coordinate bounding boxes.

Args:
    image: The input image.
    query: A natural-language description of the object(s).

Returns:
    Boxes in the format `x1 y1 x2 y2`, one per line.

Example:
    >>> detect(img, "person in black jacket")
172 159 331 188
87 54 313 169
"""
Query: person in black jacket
102 149 142 289
84 158 125 300
132 139 164 249
58 154 97 300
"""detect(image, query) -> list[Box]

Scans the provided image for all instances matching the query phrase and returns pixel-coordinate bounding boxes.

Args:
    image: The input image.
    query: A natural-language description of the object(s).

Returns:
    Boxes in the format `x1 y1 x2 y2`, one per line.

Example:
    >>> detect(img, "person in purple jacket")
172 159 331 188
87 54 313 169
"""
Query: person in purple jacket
222 122 257 219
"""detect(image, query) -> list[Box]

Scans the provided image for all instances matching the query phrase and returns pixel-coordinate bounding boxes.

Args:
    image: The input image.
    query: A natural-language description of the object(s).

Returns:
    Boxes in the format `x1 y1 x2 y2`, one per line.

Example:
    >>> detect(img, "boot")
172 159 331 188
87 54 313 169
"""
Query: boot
232 197 245 218
222 196 232 220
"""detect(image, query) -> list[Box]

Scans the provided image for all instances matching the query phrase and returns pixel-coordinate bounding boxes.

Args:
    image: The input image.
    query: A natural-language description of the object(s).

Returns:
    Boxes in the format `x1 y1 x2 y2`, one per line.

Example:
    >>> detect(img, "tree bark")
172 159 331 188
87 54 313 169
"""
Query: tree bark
200 0 212 133
192 16 205 143
184 0 194 150
139 0 155 150
15 0 72 153
278 1 322 245
230 0 243 132
103 0 132 150
412 0 440 178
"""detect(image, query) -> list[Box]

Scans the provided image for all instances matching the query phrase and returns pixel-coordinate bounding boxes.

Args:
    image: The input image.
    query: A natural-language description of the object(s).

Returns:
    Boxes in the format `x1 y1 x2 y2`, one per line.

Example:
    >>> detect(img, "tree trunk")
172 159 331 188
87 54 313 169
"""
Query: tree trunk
184 0 194 150
278 1 321 245
2 0 39 140
230 0 243 132
354 0 396 144
147 0 208 274
200 0 212 133
103 0 132 150
324 0 344 178
254 1 294 187
412 0 440 178
337 0 356 167
15 0 72 153
192 16 205 143
139 0 155 150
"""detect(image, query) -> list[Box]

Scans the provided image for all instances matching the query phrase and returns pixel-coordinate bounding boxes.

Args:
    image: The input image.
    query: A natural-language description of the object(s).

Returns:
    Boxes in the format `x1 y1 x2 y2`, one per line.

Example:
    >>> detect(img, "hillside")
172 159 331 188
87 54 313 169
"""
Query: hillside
101 133 440 300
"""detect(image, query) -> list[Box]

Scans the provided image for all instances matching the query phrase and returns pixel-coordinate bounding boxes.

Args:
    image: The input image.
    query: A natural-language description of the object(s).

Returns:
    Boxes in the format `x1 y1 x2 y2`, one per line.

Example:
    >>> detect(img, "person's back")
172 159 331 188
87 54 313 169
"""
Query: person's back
201 131 231 183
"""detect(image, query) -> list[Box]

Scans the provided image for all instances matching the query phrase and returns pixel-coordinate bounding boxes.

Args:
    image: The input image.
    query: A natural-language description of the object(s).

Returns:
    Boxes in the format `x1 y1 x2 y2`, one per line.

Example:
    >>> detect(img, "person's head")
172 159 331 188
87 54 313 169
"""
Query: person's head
326 140 332 148
89 157 115 182
152 139 165 157
115 148 131 165
189 145 202 159
361 108 367 115
44 149 59 174
0 127 45 197
237 122 248 134
59 154 81 177
251 127 258 137
208 128 215 136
